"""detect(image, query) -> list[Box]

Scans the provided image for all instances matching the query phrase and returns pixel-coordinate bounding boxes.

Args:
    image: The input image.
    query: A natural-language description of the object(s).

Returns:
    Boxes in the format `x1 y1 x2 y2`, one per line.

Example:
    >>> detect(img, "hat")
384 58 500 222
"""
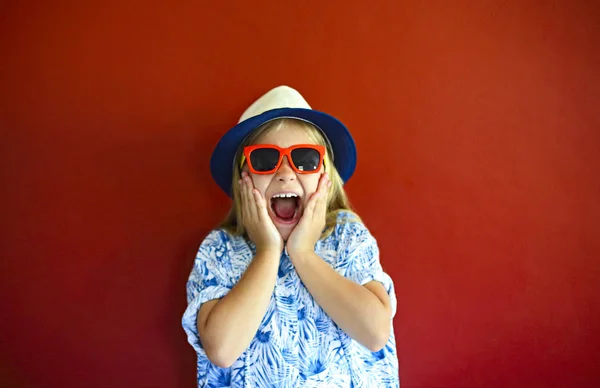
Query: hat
210 85 356 197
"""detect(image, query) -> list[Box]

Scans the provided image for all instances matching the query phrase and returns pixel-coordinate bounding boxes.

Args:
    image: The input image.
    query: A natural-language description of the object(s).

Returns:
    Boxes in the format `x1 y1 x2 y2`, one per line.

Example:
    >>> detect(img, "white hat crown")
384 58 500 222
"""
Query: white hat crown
238 85 311 123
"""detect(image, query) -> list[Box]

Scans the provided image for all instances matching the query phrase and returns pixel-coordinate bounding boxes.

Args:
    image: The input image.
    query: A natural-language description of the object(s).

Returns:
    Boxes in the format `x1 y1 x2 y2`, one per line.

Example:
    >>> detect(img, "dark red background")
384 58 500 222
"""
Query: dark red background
1 1 599 387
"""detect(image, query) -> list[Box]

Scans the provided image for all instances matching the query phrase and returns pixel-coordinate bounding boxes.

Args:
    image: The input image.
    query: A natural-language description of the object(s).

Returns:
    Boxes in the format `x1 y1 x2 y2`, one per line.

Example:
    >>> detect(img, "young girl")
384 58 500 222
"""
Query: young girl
182 86 399 387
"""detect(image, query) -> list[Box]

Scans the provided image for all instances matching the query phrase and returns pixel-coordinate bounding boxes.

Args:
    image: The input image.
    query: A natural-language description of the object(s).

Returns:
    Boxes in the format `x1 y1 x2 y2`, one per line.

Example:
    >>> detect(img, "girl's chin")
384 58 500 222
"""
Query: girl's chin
275 224 294 241
269 209 302 239
268 217 296 241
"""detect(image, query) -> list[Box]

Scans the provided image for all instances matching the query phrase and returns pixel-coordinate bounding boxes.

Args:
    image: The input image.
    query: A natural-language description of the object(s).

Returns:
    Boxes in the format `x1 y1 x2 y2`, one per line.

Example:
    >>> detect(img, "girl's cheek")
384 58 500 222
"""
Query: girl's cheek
251 175 271 196
299 176 320 199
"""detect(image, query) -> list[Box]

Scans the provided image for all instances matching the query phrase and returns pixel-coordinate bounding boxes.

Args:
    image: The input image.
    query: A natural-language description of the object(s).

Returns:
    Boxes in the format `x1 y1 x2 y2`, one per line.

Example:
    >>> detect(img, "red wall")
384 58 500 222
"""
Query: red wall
2 1 599 387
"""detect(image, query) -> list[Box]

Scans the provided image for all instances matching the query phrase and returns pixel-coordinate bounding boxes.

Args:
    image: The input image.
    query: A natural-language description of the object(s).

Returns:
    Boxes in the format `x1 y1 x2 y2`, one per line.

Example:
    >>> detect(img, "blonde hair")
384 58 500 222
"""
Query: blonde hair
218 118 360 239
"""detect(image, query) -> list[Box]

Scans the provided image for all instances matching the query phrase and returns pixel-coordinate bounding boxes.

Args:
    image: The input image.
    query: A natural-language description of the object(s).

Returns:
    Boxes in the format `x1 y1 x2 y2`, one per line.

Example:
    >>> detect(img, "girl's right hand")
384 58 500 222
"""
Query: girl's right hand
239 172 283 255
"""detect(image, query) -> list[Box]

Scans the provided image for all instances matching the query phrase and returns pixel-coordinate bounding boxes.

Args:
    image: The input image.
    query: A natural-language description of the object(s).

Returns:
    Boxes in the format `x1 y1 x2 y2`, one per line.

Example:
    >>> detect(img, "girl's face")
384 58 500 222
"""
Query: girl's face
242 121 323 241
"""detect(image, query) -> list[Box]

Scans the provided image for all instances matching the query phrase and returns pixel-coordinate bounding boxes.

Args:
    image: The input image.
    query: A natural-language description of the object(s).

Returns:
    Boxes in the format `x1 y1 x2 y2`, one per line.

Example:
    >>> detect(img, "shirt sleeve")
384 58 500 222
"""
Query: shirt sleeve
181 229 234 355
340 222 398 319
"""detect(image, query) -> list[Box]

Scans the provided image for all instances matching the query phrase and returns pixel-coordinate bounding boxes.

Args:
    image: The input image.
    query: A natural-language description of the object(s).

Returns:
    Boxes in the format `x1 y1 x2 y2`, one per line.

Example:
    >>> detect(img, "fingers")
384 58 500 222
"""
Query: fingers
240 172 273 231
242 172 258 222
318 172 330 206
305 191 319 217
315 173 330 218
304 173 330 220
253 188 270 222
240 172 256 225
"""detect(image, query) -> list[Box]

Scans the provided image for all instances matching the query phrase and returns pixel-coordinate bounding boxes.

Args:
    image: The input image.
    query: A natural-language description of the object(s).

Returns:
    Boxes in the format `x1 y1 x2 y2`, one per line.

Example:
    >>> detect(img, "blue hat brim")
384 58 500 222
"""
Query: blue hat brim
210 108 356 197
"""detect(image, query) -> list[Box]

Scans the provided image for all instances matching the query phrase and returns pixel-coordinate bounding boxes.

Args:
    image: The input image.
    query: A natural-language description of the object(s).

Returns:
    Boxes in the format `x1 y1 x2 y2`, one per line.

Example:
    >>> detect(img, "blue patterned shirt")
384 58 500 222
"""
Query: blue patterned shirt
182 213 399 387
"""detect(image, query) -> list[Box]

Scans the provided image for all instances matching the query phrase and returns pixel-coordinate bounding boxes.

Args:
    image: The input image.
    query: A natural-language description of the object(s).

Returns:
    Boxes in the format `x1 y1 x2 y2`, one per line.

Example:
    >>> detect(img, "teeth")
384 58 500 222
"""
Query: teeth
272 193 298 198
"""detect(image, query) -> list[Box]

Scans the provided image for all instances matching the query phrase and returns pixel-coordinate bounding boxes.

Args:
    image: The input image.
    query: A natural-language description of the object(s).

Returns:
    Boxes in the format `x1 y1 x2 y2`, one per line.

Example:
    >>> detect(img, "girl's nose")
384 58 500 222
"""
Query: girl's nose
275 156 296 182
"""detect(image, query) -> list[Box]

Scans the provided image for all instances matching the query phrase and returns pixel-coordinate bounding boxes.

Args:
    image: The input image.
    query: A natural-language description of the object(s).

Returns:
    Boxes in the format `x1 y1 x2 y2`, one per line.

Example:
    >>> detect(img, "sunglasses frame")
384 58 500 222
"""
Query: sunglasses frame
241 144 326 175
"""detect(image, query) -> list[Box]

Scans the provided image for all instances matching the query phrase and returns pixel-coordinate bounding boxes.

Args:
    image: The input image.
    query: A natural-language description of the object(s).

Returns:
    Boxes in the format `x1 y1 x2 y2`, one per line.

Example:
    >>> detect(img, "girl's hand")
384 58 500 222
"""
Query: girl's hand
286 173 331 258
239 171 283 255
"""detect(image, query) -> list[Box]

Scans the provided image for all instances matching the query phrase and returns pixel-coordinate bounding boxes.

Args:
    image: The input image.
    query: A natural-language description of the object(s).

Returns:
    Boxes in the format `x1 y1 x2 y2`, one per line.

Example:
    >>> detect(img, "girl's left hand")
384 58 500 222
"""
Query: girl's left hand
286 172 331 258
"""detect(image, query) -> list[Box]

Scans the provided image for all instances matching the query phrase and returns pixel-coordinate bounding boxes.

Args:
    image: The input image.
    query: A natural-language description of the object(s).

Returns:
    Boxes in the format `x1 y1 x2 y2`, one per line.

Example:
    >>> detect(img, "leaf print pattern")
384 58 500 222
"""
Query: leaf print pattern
182 212 400 387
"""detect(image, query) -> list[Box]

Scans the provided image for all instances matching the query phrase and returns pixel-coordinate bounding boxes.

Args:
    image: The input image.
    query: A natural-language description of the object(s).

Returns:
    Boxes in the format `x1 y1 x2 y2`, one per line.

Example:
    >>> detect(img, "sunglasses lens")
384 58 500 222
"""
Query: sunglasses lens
249 148 280 172
290 148 321 172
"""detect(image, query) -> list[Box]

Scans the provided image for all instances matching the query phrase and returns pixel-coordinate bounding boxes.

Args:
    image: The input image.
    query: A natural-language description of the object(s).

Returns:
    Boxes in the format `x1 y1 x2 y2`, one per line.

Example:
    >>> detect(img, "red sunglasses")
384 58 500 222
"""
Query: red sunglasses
241 144 326 175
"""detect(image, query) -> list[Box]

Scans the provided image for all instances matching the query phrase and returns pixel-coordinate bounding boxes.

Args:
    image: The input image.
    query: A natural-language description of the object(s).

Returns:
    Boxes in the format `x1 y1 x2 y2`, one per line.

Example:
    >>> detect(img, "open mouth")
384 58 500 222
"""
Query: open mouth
270 193 302 223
